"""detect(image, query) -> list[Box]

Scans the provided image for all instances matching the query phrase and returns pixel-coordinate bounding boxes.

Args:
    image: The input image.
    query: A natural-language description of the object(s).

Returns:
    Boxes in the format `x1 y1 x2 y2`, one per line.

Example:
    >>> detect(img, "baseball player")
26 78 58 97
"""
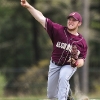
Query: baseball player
21 0 88 100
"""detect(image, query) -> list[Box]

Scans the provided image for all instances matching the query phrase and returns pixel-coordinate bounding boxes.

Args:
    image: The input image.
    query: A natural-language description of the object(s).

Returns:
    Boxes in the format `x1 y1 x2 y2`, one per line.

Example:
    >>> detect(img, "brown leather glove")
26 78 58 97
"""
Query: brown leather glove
70 45 79 67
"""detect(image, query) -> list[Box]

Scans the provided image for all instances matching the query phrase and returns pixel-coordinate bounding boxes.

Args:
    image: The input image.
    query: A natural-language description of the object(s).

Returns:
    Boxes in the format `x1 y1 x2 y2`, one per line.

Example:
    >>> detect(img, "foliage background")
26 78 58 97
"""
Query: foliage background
0 0 100 99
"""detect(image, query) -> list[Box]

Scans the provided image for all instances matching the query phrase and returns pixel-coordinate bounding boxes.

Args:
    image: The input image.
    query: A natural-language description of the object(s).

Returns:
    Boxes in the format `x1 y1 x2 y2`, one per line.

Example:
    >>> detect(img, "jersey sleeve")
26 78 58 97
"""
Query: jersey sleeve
78 41 88 60
45 18 63 43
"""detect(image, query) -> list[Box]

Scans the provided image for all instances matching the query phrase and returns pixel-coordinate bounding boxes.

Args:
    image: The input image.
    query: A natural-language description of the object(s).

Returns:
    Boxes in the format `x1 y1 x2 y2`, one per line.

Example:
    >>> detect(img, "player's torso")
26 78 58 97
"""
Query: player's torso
51 27 84 65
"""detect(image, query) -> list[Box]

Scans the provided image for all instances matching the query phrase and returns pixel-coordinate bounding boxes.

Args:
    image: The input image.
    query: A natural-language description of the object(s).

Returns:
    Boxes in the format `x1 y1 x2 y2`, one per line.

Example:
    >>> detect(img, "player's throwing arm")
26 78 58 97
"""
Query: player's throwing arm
20 0 46 27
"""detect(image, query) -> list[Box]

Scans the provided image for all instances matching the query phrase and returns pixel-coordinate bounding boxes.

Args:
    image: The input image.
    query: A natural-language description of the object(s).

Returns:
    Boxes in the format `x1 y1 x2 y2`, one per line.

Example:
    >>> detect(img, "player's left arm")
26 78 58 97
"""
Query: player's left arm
76 43 88 68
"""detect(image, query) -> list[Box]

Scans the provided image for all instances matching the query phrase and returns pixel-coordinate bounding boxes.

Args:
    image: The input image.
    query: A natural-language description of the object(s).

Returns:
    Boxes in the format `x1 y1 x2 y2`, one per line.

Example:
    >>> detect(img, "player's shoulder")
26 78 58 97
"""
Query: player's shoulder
80 34 87 43
79 34 88 47
46 18 64 29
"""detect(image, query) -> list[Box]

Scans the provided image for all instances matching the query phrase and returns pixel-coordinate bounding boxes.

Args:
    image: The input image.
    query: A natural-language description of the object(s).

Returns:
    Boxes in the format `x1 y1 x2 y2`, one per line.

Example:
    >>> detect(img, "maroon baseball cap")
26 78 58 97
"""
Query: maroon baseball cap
67 12 82 22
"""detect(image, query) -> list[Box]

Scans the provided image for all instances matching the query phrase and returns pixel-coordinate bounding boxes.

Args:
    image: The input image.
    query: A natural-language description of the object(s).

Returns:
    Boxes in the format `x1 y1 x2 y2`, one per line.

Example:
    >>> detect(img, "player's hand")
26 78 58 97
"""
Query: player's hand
21 0 30 8
75 59 84 68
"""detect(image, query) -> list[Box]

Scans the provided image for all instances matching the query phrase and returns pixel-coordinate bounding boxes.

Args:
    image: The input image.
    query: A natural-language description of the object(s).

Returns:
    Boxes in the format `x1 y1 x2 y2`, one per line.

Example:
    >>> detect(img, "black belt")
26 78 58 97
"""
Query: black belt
52 60 70 66
52 60 63 66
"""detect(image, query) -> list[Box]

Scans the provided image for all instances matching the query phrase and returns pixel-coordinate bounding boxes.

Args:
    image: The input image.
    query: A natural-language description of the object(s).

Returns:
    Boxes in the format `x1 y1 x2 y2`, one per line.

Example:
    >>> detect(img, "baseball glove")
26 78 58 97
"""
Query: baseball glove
70 45 79 67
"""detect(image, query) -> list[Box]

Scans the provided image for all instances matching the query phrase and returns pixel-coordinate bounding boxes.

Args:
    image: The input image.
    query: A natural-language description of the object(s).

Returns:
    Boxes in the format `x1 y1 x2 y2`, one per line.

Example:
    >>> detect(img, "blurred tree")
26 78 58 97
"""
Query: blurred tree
89 0 100 93
29 0 40 64
81 0 90 94
0 3 34 95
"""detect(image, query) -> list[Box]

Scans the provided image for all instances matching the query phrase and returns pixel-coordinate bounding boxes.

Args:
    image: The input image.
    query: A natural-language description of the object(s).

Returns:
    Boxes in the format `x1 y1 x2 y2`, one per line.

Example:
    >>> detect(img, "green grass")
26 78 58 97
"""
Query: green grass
0 96 100 100
0 96 47 100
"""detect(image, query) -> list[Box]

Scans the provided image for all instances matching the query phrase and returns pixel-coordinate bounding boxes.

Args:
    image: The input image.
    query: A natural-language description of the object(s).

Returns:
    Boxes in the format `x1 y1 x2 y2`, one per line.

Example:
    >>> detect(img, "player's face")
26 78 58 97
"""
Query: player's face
67 17 81 31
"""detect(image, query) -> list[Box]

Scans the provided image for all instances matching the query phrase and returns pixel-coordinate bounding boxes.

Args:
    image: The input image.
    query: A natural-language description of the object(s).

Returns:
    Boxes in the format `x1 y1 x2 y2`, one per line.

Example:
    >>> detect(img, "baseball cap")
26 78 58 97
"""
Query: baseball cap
67 12 82 22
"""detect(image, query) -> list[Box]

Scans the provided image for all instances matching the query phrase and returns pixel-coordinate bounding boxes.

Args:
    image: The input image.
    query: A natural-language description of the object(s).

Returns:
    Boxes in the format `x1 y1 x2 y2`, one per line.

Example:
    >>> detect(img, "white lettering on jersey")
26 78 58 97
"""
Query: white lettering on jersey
66 44 72 51
56 42 72 52
56 42 61 48
56 42 67 49
56 42 80 54
61 43 67 49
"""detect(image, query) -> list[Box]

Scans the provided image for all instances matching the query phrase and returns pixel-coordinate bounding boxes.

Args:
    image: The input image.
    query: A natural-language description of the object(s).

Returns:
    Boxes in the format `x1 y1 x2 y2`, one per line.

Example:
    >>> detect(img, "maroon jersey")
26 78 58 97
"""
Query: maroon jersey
45 18 87 65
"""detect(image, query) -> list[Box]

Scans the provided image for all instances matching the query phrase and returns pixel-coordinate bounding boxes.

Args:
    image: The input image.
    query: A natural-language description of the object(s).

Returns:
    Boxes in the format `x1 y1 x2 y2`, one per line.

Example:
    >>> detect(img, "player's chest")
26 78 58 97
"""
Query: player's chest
55 32 75 45
55 33 82 51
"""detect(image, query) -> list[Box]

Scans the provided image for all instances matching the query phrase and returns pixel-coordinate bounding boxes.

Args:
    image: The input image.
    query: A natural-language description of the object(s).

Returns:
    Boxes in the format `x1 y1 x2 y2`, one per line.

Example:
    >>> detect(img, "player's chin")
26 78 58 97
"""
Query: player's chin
67 27 76 31
67 25 75 29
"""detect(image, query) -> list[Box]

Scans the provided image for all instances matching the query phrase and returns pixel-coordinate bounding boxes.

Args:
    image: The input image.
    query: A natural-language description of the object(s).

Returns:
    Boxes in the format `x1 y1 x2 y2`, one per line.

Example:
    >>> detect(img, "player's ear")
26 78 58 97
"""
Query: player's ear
78 22 82 26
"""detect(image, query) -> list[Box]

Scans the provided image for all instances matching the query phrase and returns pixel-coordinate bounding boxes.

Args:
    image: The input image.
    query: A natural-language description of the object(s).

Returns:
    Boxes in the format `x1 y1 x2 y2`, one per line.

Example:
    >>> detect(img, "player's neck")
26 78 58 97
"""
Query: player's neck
67 28 79 36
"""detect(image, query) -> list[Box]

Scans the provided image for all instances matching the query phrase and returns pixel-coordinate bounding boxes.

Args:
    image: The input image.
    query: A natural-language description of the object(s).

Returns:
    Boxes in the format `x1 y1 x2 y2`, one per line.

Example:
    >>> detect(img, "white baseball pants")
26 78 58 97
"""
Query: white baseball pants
47 61 77 100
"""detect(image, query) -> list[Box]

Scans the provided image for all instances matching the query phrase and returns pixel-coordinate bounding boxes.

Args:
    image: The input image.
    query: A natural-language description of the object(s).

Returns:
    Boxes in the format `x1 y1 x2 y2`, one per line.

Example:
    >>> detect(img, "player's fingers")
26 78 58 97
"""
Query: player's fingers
21 0 26 4
21 0 26 6
21 0 29 8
